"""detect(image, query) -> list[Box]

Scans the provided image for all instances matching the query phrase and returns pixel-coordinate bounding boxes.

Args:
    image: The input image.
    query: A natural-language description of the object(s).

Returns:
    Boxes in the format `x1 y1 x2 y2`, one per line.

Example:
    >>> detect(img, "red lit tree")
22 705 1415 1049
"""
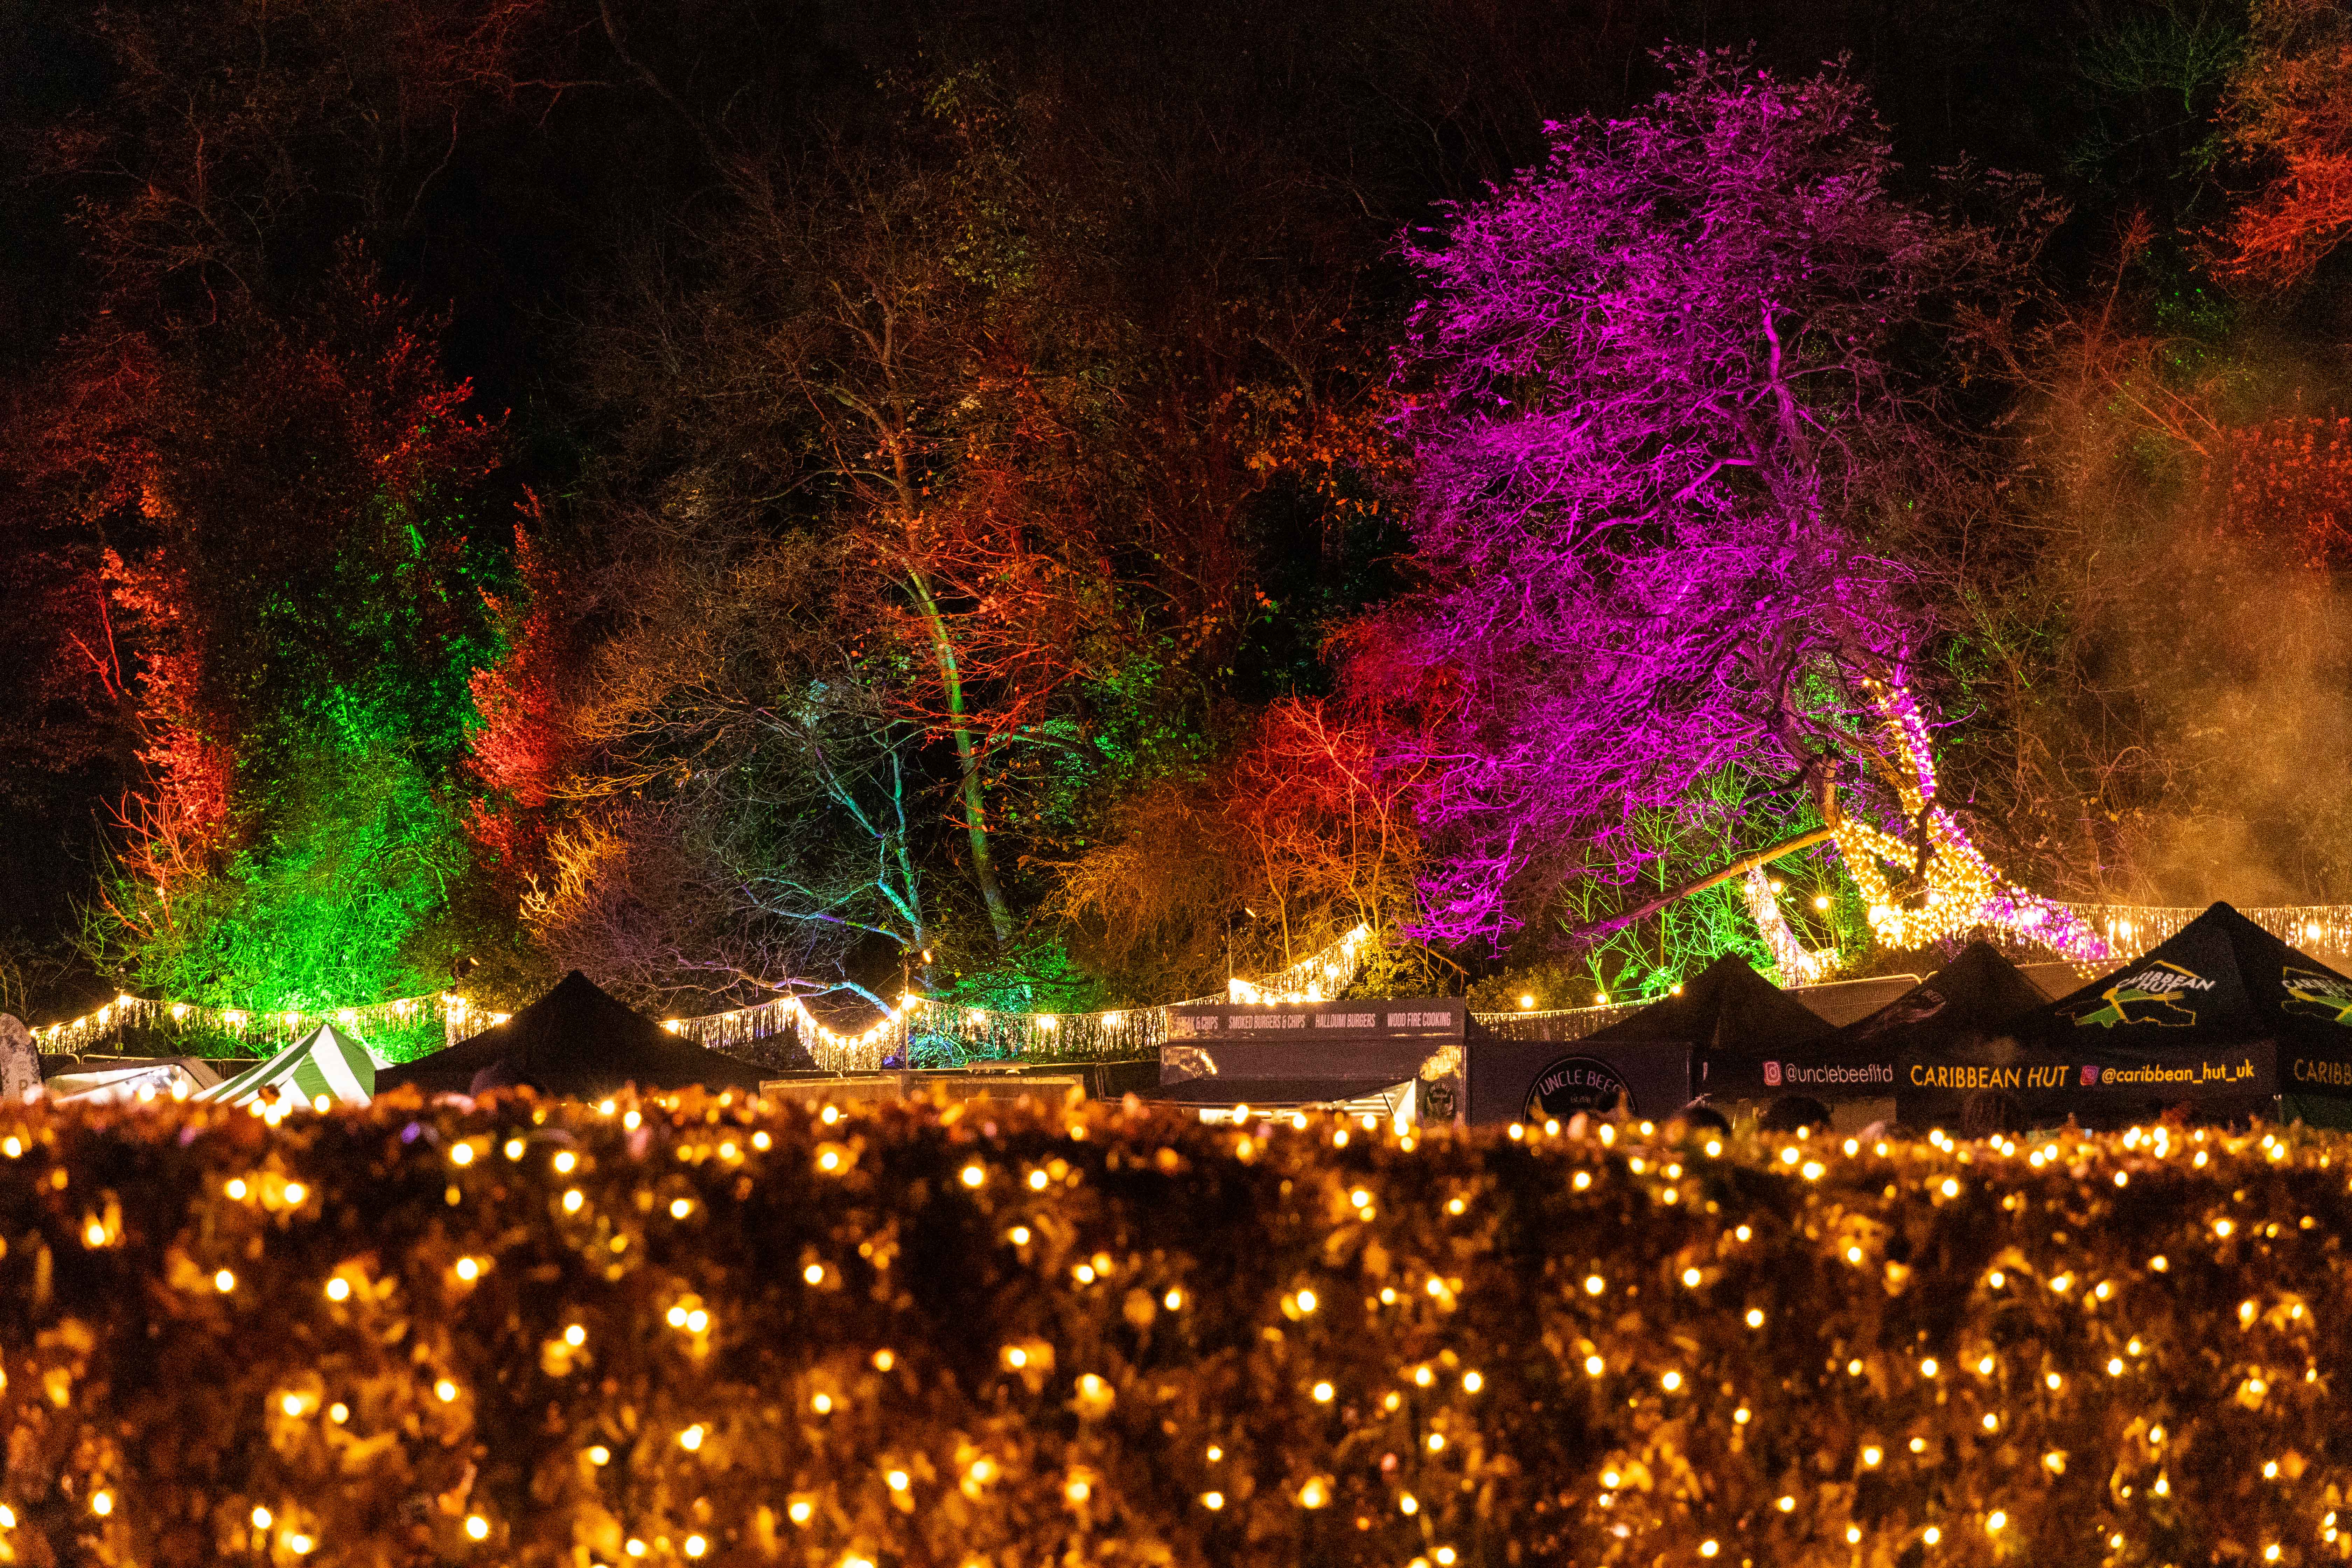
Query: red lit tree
2217 0 2352 287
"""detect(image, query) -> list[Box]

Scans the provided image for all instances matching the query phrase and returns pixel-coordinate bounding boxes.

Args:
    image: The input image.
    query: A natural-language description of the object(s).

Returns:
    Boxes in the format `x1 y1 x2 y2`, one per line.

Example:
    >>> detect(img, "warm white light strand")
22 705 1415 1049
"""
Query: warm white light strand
35 992 466 1056
669 923 1379 1069
1742 866 1839 986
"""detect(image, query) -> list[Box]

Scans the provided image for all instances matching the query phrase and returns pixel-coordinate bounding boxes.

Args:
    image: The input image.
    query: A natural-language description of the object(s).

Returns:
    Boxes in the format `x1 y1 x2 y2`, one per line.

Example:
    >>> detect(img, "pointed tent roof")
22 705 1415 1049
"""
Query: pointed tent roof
48 1056 224 1105
197 1023 375 1108
375 971 765 1099
2007 901 2352 1047
1840 941 2053 1054
1581 954 1834 1054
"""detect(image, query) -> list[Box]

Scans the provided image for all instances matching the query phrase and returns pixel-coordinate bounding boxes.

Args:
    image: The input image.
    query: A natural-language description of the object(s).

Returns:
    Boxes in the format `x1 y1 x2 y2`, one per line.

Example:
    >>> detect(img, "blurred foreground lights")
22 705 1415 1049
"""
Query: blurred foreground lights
1846 1526 1863 1545
787 1500 814 1525
587 1446 611 1466
962 1165 986 1188
886 1470 909 1492
435 1379 460 1403
454 1257 481 1282
1401 1494 1420 1515
804 1265 826 1285
91 1492 112 1517
1463 1371 1483 1393
464 1515 489 1541
1861 1446 1883 1467
562 1190 584 1214
325 1278 351 1302
251 1506 273 1530
1202 1490 1226 1511
564 1324 586 1348
288 1534 315 1555
1297 1478 1330 1509
670 1198 694 1220
1065 1479 1092 1504
680 1424 706 1452
1312 1381 1335 1402
684 1537 708 1559
1923 1527 1942 1545
214 1269 237 1293
553 1151 577 1174
1746 1309 1766 1328
1987 1512 2008 1535
1700 1543 1720 1559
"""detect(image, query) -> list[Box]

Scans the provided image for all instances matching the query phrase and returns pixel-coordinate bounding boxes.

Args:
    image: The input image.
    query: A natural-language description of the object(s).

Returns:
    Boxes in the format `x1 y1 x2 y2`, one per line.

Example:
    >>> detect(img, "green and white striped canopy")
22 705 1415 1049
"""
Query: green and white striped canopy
196 1022 376 1109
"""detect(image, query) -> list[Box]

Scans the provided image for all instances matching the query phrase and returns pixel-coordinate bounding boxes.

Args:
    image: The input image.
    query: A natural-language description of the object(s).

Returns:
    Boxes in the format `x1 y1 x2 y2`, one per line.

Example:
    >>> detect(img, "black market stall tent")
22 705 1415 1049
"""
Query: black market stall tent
1700 941 2057 1120
1908 902 2352 1130
1469 955 1833 1124
377 972 764 1099
1153 998 1466 1124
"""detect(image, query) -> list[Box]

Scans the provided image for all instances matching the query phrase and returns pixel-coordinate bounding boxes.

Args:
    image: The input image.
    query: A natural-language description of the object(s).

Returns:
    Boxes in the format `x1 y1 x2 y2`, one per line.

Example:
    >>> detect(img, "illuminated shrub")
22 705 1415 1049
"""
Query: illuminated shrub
0 1097 2342 1564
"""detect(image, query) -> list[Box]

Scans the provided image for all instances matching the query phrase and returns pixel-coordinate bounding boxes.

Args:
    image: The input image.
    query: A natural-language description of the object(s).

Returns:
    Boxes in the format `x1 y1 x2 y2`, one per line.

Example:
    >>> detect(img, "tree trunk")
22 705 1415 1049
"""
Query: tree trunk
905 568 1016 948
1564 825 1838 945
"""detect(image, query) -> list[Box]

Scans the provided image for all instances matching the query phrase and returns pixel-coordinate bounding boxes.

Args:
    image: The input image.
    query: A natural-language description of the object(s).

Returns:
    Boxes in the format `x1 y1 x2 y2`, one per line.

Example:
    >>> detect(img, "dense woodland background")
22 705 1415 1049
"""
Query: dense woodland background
5 0 2352 1027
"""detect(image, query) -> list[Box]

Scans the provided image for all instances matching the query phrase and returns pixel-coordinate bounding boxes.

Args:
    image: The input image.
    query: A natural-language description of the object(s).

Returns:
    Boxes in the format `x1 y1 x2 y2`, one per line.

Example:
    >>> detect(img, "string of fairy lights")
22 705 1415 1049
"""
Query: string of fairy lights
667 925 1378 1073
29 991 484 1058
1832 681 2110 964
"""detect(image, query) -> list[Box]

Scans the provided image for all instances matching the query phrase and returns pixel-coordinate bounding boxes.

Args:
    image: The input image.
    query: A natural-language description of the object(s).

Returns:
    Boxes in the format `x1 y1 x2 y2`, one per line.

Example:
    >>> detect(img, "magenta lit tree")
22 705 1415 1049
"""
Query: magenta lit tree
1366 50 2035 952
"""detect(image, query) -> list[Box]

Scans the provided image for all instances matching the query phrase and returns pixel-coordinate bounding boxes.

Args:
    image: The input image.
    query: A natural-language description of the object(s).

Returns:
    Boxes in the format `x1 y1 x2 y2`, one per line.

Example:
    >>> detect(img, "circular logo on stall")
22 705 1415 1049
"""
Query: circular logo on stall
1524 1055 1634 1119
